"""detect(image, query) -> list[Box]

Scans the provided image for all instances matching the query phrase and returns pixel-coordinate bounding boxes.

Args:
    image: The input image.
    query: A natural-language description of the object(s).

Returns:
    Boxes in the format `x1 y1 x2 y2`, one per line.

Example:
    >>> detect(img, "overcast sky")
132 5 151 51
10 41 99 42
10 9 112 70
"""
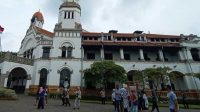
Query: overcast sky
0 0 200 52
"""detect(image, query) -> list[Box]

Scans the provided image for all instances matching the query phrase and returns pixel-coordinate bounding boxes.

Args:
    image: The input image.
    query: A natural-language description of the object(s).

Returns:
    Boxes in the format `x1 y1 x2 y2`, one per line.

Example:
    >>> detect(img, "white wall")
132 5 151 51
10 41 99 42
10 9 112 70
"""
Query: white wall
48 59 81 87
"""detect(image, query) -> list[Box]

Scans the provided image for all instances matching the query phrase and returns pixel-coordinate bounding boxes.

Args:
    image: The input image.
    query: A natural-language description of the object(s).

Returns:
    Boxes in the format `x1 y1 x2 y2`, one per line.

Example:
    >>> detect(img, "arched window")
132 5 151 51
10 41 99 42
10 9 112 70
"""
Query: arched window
39 68 48 87
59 68 71 88
61 46 67 58
67 46 73 58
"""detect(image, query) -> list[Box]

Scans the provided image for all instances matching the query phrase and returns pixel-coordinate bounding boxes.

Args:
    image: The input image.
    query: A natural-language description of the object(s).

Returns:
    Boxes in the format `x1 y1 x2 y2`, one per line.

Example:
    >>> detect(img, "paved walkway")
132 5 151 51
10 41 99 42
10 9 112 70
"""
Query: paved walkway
0 95 199 112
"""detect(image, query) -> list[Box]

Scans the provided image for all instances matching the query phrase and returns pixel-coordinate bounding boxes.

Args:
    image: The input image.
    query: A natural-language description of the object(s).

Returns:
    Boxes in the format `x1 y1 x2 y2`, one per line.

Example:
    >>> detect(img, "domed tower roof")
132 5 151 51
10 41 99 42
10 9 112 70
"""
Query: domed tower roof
32 11 44 23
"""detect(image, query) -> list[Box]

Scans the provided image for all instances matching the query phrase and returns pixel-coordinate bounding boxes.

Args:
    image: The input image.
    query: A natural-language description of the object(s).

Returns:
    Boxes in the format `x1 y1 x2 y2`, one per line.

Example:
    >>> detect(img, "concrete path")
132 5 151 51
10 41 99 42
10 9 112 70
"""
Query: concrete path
0 95 199 112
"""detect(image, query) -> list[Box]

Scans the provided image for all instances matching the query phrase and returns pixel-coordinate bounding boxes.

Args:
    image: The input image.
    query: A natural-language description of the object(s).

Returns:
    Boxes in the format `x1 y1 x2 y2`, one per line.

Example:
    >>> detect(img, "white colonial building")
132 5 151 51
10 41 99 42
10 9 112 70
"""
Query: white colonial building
0 0 200 93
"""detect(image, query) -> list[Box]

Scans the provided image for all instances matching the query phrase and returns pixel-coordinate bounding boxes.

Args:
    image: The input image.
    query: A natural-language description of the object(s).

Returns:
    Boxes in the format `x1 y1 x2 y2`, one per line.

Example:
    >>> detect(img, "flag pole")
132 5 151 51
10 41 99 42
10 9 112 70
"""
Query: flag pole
0 25 4 56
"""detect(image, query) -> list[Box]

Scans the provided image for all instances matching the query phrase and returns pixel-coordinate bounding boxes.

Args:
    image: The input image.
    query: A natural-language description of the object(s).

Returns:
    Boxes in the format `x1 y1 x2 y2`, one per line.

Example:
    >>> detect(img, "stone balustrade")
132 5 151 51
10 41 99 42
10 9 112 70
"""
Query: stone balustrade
38 40 53 45
0 52 33 65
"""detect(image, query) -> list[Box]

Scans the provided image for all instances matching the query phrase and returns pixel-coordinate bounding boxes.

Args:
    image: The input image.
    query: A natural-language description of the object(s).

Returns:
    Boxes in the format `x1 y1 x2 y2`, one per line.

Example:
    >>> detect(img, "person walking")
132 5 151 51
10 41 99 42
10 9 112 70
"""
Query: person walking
167 85 179 112
182 91 189 109
100 88 106 104
151 89 159 112
73 87 81 109
142 90 149 112
37 87 45 109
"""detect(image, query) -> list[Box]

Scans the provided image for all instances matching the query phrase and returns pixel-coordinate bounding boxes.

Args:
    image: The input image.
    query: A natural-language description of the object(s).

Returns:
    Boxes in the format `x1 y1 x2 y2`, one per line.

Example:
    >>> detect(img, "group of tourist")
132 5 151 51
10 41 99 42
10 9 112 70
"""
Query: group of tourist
34 84 187 112
110 85 150 112
35 86 81 110
109 84 180 112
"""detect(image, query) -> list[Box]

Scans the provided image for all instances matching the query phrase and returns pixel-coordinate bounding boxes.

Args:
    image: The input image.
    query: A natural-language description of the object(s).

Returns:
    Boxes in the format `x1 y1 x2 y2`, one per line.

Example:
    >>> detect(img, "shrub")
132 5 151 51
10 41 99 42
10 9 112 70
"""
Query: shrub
0 88 17 100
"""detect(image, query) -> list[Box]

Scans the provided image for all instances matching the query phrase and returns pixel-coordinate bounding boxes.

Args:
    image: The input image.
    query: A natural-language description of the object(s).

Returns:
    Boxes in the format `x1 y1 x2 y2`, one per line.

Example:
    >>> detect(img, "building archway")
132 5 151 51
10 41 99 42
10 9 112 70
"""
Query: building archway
169 71 186 91
127 70 144 89
7 67 27 94
59 68 71 88
39 68 48 87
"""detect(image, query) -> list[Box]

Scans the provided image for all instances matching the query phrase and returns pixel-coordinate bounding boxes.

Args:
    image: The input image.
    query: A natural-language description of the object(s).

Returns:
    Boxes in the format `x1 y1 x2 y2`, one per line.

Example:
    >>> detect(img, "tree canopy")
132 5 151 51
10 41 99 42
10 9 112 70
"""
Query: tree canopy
84 61 127 88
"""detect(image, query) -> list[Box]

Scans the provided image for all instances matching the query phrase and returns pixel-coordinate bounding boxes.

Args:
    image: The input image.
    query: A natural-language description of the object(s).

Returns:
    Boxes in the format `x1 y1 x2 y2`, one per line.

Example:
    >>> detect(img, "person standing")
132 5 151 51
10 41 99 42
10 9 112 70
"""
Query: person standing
151 89 159 112
74 87 81 109
121 86 129 112
37 87 45 109
111 89 116 111
115 85 122 112
65 89 71 107
62 88 67 106
100 88 106 104
129 89 138 112
167 85 179 112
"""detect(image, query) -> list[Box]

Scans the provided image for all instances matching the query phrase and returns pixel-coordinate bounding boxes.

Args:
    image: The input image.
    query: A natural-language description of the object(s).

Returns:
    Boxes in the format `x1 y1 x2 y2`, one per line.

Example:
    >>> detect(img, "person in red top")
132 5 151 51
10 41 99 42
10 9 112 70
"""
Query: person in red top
129 89 138 112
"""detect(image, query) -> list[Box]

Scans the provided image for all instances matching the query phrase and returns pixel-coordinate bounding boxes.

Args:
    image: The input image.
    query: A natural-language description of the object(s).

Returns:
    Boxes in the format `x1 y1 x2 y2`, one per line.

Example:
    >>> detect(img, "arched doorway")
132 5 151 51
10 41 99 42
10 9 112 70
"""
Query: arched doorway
39 68 48 87
169 71 185 91
127 70 144 89
7 67 27 94
59 68 71 88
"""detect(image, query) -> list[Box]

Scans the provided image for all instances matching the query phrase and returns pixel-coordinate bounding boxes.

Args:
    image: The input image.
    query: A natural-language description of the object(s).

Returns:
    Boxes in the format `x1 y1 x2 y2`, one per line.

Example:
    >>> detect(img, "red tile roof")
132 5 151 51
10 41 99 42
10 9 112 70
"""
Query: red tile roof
34 26 54 38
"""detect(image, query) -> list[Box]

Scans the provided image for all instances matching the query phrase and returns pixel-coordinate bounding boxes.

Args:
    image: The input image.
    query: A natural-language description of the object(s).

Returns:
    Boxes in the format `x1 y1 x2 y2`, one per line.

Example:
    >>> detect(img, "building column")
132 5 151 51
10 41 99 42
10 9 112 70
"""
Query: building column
139 49 144 60
184 48 193 61
100 48 104 60
81 47 84 59
120 48 124 60
0 75 7 87
198 49 200 59
178 50 185 61
158 49 164 61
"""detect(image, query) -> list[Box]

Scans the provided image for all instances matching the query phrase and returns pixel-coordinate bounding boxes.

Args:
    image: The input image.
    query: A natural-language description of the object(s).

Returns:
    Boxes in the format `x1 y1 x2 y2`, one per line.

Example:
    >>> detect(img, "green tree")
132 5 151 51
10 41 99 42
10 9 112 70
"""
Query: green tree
84 61 127 89
143 67 172 89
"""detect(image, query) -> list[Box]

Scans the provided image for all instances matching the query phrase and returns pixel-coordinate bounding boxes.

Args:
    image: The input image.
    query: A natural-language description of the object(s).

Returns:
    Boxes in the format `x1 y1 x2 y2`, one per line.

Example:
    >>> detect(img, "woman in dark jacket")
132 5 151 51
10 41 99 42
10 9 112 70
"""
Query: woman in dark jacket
38 87 45 109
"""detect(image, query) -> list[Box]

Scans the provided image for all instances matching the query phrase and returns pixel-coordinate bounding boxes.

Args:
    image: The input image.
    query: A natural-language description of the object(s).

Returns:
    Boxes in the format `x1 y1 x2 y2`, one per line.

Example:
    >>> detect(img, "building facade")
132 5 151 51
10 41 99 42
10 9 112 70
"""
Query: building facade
0 0 200 93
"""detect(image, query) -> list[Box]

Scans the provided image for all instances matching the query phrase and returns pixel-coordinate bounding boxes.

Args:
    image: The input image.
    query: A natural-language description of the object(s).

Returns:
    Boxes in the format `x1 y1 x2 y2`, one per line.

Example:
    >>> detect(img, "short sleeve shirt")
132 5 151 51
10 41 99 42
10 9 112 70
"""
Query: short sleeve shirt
167 91 177 109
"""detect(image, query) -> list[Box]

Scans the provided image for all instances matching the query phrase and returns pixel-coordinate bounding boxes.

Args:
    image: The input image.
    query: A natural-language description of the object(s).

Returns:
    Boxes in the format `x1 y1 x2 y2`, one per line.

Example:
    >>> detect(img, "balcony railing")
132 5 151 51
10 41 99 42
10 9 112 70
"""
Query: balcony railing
38 40 53 45
0 52 33 65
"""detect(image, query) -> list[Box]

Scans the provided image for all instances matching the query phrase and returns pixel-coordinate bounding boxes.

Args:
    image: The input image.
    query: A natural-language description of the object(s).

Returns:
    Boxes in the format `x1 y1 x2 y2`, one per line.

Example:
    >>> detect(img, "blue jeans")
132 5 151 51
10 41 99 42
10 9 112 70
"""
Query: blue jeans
130 102 138 112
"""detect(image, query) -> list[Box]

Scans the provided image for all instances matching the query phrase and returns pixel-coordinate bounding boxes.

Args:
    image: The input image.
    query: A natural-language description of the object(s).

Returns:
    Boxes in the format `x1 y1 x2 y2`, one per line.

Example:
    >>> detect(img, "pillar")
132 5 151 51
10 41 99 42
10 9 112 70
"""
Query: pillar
120 48 124 60
184 48 193 61
158 49 164 61
139 49 144 60
178 50 185 61
100 48 104 60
